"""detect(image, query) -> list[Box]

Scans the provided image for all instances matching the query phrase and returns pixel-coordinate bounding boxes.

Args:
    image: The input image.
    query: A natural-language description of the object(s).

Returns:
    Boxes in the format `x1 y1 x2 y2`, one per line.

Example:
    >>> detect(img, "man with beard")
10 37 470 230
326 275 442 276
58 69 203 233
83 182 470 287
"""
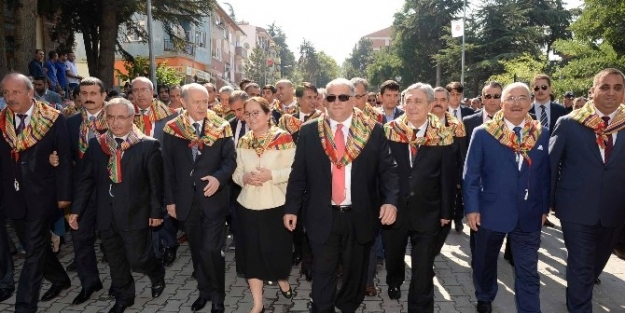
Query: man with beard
162 83 235 312
284 78 398 313
464 82 549 313
273 80 298 122
383 83 456 312
446 82 475 121
66 77 108 305
70 98 166 313
0 73 72 312
33 76 63 109
351 78 383 122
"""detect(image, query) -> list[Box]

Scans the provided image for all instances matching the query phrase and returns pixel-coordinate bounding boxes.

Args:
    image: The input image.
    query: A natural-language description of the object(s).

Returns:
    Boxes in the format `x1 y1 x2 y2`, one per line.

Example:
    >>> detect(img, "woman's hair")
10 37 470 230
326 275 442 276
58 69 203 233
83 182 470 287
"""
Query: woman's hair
244 96 273 126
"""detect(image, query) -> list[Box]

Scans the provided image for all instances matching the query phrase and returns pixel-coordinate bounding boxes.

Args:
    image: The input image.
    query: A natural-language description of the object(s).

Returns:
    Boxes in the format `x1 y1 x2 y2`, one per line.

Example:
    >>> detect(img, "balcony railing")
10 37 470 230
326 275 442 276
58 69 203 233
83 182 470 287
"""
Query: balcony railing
235 46 247 59
164 40 196 56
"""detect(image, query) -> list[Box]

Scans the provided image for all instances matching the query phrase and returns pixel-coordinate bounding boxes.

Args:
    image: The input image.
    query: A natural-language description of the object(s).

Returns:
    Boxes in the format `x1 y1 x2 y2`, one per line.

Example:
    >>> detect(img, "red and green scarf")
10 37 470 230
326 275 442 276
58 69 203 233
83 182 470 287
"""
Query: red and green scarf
277 110 322 134
444 111 467 137
275 100 299 116
318 108 376 167
78 108 107 159
162 109 233 149
237 126 295 156
363 103 383 123
134 99 174 135
569 101 625 149
99 125 145 183
0 100 60 161
483 110 542 166
385 114 454 155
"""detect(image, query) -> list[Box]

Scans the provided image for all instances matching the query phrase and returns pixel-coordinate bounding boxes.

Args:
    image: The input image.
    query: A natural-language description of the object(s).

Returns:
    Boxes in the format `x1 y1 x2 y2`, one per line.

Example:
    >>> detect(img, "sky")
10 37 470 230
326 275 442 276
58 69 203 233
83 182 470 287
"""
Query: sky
220 0 584 64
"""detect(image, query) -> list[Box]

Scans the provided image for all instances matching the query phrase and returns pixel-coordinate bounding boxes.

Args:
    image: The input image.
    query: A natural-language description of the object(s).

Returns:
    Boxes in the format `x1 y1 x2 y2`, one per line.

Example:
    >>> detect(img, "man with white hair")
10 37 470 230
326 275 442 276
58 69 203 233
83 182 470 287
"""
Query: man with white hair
70 98 166 313
131 76 175 138
284 78 398 313
162 83 235 312
464 82 550 313
218 86 235 121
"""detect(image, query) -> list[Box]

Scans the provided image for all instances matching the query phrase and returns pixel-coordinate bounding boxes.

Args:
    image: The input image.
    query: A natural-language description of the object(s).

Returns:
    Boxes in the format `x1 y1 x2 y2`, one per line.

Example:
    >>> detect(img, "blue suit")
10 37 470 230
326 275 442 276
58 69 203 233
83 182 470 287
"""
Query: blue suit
549 114 625 313
463 124 550 313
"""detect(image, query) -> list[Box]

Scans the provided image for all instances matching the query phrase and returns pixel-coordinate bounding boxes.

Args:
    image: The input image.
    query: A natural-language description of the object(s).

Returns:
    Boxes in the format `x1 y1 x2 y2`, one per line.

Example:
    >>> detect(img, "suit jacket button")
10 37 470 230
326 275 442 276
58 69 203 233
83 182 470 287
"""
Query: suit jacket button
409 192 415 196
408 176 412 179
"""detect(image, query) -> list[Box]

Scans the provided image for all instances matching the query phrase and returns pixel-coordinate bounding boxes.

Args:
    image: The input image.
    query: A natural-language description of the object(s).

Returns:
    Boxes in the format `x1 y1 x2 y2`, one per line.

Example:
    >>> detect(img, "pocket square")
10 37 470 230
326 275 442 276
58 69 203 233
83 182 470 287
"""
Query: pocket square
537 145 544 150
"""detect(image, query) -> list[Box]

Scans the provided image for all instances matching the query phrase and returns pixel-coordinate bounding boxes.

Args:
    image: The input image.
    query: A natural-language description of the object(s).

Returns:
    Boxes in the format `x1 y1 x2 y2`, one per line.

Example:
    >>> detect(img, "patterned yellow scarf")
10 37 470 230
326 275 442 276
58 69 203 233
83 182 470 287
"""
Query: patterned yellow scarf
277 110 322 134
237 126 295 156
275 100 299 116
134 99 174 135
483 110 542 166
385 114 454 156
444 111 467 137
162 109 233 148
569 101 625 149
99 125 145 183
362 103 382 123
0 100 60 161
318 108 376 167
209 101 224 116
78 108 108 159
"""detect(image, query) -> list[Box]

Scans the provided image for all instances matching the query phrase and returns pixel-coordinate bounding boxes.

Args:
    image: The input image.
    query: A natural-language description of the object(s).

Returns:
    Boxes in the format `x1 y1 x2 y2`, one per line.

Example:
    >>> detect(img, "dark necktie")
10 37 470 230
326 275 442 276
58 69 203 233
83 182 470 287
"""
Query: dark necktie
304 114 310 122
487 115 493 120
238 121 247 140
15 114 27 135
514 126 522 169
540 105 548 128
115 138 124 150
453 109 458 119
602 116 613 163
411 128 419 166
192 122 200 161
140 109 148 116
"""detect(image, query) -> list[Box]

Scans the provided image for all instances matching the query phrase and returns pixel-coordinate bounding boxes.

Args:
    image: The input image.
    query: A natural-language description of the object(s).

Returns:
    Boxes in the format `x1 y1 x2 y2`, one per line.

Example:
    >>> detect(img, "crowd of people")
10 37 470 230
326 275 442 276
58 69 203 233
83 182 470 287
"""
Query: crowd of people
0 57 624 313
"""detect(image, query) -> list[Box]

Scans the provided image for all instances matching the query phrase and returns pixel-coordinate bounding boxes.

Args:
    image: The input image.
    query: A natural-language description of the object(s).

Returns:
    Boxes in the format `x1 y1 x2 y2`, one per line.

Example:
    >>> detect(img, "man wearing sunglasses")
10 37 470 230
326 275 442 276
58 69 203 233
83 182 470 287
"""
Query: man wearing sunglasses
445 81 475 122
284 78 398 313
529 74 568 131
380 80 404 123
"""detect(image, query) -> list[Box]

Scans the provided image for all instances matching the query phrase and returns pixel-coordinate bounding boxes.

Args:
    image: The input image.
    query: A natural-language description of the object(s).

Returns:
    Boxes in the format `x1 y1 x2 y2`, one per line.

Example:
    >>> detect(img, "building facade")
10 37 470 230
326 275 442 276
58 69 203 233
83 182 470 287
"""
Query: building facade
363 26 392 52
238 22 281 85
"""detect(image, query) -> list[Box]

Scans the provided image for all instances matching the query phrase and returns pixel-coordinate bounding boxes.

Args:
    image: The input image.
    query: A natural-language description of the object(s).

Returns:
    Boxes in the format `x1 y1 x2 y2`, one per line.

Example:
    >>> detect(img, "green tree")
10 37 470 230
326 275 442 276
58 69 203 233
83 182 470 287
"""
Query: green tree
366 50 403 88
115 56 183 86
488 53 547 85
267 23 296 78
571 0 625 57
344 38 374 79
298 39 320 84
244 47 269 86
316 51 339 88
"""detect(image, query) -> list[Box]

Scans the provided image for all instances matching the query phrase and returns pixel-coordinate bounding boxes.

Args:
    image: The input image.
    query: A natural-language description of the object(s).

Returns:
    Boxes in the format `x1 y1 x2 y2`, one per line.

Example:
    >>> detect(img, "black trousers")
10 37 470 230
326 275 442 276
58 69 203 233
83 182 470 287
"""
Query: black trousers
13 217 70 313
432 223 451 262
72 202 101 290
383 224 438 313
100 223 164 303
182 198 226 303
309 210 370 313
0 219 14 291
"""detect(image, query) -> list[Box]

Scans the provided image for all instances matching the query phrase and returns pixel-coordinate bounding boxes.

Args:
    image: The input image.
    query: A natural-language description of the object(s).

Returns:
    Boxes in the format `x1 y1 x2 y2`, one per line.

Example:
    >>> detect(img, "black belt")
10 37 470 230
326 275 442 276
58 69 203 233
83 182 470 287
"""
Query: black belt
331 205 352 212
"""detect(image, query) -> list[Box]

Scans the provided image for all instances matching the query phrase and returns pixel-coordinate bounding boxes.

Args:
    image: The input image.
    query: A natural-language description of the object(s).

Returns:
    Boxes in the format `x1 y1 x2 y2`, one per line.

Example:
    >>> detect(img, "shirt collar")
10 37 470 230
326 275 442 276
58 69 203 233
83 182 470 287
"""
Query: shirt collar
533 100 550 108
408 119 428 134
87 110 102 120
114 133 130 141
282 99 296 108
594 106 618 121
188 116 204 126
329 114 353 130
504 118 524 130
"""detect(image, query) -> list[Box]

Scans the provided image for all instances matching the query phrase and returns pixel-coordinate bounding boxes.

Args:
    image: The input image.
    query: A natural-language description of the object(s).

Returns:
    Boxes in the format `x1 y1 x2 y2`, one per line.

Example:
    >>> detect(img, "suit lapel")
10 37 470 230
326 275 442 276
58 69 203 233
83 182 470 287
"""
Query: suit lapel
580 125 604 164
608 130 625 166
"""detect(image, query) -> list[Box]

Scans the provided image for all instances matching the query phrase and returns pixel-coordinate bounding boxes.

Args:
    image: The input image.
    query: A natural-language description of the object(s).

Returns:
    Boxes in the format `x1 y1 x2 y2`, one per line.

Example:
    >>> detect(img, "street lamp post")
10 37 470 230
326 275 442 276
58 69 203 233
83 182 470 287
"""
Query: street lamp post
146 0 157 88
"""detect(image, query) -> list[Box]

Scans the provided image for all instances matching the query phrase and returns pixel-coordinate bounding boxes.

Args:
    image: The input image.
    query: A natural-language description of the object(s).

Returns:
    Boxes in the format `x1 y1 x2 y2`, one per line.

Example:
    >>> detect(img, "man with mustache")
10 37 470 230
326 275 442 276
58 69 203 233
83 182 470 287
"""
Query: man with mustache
464 82 550 313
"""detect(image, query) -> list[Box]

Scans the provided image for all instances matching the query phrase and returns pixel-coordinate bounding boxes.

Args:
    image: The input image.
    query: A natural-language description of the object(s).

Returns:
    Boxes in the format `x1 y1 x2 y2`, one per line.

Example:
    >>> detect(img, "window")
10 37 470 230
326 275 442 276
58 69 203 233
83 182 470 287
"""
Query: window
126 20 146 42
196 31 206 48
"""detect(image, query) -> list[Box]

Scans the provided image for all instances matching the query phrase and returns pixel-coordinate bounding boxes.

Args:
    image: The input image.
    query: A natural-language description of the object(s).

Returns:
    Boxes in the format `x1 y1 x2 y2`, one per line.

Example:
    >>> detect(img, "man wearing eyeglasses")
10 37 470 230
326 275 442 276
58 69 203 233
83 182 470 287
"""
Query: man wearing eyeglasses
464 82 550 313
351 78 383 123
380 80 404 123
529 74 568 131
445 81 475 121
284 78 398 313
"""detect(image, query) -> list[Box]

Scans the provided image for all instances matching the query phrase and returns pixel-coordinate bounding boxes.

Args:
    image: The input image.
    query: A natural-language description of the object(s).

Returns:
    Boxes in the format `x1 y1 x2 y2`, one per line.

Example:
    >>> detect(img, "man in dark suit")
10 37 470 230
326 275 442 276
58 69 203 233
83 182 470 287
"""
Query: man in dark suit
529 73 568 131
379 80 404 123
549 68 625 313
162 83 236 313
0 73 72 313
446 81 475 121
464 82 550 313
66 77 108 305
383 83 456 312
284 78 399 313
70 98 166 313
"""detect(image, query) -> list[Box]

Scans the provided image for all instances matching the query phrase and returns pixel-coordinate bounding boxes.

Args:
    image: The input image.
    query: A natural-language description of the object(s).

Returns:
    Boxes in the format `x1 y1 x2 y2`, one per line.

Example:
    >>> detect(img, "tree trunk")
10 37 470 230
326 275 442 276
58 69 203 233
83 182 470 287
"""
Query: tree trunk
97 0 118 89
13 0 37 74
0 0 8 75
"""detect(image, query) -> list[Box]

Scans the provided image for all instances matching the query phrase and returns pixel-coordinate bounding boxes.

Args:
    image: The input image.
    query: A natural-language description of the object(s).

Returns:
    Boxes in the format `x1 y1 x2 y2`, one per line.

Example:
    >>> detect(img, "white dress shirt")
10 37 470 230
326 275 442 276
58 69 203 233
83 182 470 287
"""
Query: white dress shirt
407 120 428 168
595 107 618 162
329 115 353 206
504 119 524 171
14 104 35 128
188 116 204 134
448 106 462 120
282 99 296 110
482 111 495 124
233 119 248 147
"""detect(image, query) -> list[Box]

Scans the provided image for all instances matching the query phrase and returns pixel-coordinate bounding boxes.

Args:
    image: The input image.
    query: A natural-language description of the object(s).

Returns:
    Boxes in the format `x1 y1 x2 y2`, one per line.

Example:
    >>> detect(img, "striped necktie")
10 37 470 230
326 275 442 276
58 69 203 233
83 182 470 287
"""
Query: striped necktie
539 105 548 128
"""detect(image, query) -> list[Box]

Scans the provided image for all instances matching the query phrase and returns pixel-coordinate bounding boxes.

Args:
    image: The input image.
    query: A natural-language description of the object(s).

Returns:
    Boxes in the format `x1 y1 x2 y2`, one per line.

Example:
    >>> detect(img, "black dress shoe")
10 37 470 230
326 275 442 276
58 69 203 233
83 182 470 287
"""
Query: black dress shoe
0 288 14 302
211 302 225 313
163 247 178 267
544 218 556 228
72 283 103 305
66 259 77 272
280 284 293 299
388 286 401 300
151 278 166 298
41 283 70 301
191 297 209 311
109 299 134 313
301 269 312 282
477 300 492 313
455 220 464 232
